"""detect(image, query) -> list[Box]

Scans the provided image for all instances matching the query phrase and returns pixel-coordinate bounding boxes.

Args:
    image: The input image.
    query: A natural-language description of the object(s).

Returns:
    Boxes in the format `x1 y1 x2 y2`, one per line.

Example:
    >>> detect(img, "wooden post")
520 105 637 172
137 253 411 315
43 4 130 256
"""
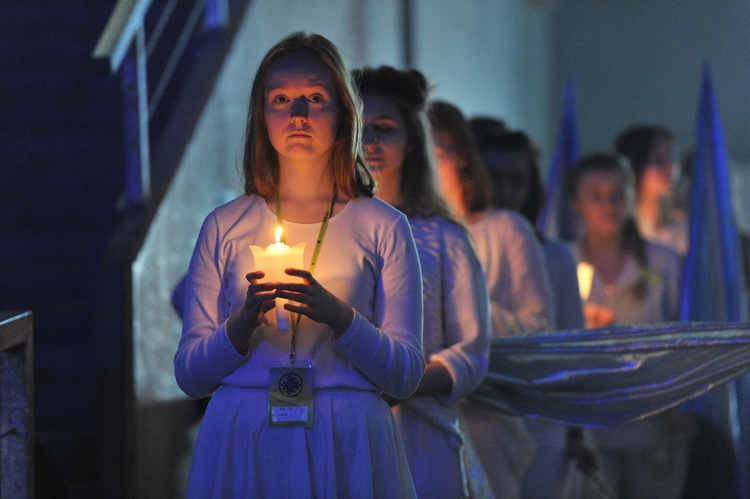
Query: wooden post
0 311 34 499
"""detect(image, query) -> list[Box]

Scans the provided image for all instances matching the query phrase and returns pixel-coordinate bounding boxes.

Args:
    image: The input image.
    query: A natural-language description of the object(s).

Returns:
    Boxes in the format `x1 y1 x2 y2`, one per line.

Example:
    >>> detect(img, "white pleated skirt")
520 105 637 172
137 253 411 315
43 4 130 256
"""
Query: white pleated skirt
186 386 417 499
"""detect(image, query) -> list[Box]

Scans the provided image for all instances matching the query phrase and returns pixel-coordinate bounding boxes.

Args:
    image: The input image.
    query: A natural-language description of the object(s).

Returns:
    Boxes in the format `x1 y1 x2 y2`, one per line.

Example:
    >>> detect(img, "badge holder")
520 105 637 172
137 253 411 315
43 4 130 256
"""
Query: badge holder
268 360 314 427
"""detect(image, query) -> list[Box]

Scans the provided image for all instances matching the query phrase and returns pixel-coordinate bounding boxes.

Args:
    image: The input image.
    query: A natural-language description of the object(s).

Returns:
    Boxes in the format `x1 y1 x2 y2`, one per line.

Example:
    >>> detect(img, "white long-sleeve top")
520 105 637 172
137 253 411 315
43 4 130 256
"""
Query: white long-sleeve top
174 194 425 400
391 215 490 498
411 216 489 404
392 215 489 420
574 239 682 324
468 209 555 337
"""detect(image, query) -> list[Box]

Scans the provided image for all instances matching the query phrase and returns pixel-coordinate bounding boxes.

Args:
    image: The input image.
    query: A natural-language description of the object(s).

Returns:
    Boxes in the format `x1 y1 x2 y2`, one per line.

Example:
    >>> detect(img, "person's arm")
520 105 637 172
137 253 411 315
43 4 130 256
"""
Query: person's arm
425 223 490 404
489 211 555 336
332 214 426 399
174 213 263 398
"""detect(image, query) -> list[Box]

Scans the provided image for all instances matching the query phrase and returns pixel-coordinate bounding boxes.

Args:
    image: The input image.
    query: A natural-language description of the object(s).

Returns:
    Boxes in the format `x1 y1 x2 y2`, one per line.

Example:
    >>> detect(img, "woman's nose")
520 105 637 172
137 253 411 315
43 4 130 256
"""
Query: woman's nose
291 97 308 123
362 124 378 146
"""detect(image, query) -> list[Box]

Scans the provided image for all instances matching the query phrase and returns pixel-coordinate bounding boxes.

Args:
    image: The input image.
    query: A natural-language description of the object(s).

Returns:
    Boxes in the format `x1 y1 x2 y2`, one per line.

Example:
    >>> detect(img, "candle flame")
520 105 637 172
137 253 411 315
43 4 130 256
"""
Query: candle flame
275 225 282 244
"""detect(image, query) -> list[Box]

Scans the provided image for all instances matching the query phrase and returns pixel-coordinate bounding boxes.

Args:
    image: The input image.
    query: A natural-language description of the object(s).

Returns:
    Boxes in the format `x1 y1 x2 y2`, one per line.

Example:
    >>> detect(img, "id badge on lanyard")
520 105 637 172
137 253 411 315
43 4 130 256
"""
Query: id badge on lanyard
268 182 336 428
266 184 335 429
268 360 314 427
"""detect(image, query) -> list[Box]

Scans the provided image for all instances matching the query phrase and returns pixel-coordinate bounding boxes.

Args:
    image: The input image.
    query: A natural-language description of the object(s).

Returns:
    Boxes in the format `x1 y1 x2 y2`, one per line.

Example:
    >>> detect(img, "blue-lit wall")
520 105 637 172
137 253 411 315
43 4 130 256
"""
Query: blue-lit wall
553 0 750 164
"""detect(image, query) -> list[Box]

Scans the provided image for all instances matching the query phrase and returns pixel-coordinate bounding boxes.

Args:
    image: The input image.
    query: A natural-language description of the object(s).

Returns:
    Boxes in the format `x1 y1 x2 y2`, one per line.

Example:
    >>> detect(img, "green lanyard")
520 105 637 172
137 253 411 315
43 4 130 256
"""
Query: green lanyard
275 183 337 362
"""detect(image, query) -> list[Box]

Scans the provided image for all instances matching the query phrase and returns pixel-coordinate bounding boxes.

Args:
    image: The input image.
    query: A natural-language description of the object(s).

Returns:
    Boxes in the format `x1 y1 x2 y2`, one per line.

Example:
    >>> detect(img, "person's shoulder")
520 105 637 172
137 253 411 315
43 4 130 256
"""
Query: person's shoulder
542 237 577 262
210 193 262 219
417 214 471 243
197 194 263 234
484 209 537 240
348 196 407 223
542 236 573 253
645 239 681 258
484 208 532 229
645 240 683 269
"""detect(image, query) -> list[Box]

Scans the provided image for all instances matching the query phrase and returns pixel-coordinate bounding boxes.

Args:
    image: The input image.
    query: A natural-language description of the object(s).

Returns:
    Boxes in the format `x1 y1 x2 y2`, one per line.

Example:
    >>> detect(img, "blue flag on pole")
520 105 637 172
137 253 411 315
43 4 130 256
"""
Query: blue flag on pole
538 78 579 241
680 64 749 497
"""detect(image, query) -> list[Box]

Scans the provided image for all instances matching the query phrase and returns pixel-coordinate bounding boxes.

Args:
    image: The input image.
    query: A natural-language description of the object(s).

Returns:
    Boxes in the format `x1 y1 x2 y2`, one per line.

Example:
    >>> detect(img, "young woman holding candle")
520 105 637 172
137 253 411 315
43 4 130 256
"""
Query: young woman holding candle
568 152 681 328
174 33 425 498
567 152 691 499
427 100 555 499
354 65 491 498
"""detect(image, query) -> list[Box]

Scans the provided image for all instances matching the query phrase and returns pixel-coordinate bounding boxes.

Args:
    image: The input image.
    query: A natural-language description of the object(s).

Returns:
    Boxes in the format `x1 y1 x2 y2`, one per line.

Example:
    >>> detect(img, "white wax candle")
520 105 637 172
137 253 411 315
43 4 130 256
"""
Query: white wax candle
249 226 305 331
576 261 594 302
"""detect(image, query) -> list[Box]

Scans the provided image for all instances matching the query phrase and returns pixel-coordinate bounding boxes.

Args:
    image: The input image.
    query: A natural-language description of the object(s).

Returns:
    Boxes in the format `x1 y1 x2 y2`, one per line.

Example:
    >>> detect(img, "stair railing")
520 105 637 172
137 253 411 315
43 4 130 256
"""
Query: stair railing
92 0 229 206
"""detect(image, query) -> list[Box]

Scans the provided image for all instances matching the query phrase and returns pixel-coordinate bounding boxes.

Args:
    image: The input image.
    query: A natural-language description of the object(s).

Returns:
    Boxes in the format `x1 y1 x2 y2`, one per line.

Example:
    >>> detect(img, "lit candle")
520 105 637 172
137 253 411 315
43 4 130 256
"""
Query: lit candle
249 226 306 330
576 261 594 302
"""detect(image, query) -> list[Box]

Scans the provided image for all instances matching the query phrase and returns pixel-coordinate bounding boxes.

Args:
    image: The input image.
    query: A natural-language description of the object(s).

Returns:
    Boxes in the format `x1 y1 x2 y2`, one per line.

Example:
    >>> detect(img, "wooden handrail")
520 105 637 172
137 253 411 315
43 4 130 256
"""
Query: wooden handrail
0 311 33 351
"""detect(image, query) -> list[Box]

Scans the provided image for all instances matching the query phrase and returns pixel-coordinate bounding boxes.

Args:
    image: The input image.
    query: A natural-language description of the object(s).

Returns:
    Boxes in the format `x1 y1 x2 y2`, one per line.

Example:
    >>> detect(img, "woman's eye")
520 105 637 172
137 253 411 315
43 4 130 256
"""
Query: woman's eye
310 95 324 103
272 95 288 104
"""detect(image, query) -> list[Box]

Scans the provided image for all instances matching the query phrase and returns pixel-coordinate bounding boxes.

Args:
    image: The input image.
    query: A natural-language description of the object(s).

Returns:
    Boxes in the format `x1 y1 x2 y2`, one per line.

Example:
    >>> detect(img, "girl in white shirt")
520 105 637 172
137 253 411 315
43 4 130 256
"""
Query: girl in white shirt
355 65 491 499
428 100 555 499
175 33 425 498
568 152 688 499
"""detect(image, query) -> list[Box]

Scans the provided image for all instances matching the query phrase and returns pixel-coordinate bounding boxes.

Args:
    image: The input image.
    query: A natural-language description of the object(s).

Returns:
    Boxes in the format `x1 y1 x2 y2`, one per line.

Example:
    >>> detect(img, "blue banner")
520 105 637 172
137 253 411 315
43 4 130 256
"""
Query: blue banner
538 77 580 241
680 64 749 498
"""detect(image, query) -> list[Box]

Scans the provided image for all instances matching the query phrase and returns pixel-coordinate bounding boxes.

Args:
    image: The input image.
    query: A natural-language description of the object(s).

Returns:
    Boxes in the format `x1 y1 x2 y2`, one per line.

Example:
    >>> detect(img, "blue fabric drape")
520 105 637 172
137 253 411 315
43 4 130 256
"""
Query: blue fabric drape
470 322 750 429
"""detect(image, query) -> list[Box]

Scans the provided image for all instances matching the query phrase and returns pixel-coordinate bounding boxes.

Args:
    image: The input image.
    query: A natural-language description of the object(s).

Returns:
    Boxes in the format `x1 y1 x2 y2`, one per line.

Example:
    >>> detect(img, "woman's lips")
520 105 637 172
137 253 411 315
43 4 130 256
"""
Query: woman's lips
365 155 383 170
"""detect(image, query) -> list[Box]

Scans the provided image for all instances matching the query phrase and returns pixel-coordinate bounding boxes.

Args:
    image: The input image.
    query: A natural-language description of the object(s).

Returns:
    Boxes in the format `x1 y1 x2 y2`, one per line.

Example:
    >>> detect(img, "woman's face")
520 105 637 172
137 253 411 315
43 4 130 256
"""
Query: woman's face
361 94 408 188
480 148 531 212
572 170 628 239
263 51 340 166
639 136 675 198
432 128 463 202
